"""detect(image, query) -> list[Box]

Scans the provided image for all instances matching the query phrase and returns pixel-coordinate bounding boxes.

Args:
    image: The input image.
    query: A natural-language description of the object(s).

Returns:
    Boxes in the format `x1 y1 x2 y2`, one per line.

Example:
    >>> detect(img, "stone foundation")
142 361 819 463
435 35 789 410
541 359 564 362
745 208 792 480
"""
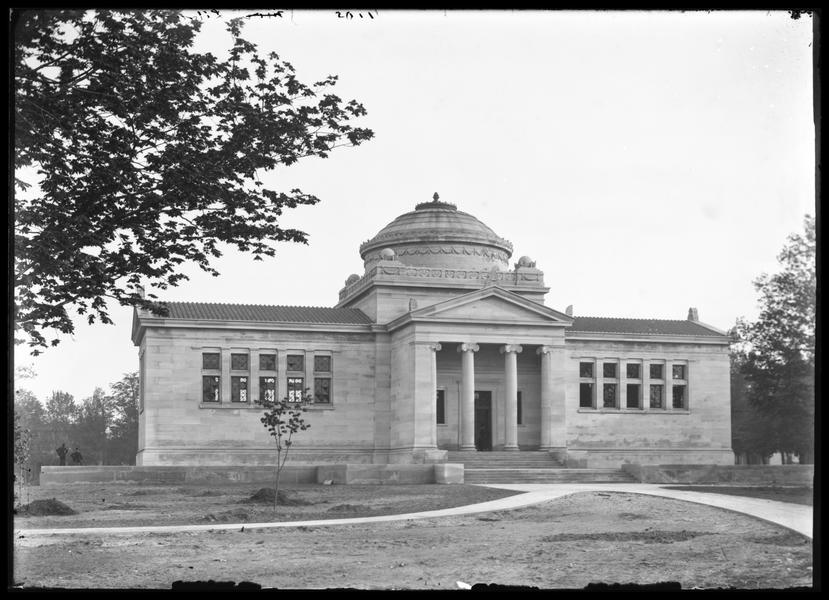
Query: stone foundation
40 464 464 486
564 449 735 469
622 464 814 486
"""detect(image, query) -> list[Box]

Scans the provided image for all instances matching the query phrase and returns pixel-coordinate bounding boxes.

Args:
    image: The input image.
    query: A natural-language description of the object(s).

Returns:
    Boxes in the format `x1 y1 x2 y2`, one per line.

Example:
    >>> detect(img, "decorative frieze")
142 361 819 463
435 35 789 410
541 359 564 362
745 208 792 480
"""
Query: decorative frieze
337 265 546 300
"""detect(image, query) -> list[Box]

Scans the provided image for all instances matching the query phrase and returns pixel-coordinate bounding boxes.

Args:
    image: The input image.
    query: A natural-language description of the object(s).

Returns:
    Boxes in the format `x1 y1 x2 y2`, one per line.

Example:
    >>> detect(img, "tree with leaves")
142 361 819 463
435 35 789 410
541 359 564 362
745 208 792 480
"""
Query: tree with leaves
72 387 112 465
13 9 373 353
256 391 310 510
732 215 815 463
106 372 140 464
43 390 78 451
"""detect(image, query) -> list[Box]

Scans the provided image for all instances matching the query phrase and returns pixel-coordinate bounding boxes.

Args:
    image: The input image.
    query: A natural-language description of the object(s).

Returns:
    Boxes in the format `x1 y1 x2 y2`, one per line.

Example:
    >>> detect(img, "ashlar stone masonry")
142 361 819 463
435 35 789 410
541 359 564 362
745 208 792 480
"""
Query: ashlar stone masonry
132 196 733 468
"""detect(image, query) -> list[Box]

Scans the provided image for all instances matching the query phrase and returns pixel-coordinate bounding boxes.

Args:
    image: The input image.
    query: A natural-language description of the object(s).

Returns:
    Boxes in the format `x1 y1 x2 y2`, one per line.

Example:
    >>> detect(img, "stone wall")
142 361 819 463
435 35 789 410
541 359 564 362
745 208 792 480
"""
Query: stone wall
564 339 732 467
137 326 378 466
622 464 814 486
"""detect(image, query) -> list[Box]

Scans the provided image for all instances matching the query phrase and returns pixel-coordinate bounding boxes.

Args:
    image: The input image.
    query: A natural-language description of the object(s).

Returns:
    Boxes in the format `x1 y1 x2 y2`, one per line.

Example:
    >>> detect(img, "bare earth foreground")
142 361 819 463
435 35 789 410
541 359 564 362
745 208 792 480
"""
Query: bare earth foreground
13 483 812 590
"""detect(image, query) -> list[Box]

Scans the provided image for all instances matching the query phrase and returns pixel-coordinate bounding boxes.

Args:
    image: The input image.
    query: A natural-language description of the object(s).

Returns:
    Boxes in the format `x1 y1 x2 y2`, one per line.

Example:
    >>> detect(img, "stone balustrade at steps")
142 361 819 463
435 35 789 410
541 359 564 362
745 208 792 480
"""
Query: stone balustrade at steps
446 451 636 484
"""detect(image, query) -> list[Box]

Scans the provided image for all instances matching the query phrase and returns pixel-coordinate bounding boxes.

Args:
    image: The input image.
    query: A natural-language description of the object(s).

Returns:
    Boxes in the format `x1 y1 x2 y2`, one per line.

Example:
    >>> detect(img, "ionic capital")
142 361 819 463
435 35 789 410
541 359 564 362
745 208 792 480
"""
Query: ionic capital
536 345 556 355
499 344 523 355
427 343 442 352
457 343 480 353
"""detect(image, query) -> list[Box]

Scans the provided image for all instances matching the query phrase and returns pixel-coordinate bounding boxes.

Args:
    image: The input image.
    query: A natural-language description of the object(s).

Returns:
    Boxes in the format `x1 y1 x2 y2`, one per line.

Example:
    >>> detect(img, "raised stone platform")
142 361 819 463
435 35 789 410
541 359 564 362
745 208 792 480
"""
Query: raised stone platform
622 464 814 486
39 464 464 486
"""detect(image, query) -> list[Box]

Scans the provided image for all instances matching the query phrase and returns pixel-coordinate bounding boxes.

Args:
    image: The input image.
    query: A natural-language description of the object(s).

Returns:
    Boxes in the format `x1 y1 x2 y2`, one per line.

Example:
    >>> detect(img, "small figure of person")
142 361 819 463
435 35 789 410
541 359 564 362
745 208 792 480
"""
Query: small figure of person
56 443 68 466
70 447 84 465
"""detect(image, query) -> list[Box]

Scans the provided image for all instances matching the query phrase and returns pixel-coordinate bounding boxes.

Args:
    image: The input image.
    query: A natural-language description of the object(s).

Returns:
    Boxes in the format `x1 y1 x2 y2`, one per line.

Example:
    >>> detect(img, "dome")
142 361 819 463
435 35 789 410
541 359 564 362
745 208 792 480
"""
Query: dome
359 195 513 271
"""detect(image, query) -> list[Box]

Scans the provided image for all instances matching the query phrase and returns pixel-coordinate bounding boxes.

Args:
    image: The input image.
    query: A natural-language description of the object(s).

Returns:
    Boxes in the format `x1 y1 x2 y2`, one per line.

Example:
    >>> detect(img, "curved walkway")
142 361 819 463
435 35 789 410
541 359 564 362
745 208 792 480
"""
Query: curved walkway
14 484 812 539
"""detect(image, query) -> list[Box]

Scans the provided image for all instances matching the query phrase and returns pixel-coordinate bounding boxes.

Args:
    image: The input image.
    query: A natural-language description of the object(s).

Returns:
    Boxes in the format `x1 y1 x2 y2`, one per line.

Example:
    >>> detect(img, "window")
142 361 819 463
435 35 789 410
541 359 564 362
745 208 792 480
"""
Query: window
231 376 249 403
203 376 221 403
649 384 664 409
202 351 221 404
579 362 594 378
287 354 304 372
231 353 249 371
287 377 305 403
579 383 594 408
314 355 331 373
603 383 617 408
672 364 686 380
259 354 276 371
314 377 331 404
603 363 617 378
313 354 332 404
650 364 664 379
672 385 686 409
436 389 445 425
517 391 523 425
203 353 220 370
259 376 276 404
626 363 641 379
626 383 640 408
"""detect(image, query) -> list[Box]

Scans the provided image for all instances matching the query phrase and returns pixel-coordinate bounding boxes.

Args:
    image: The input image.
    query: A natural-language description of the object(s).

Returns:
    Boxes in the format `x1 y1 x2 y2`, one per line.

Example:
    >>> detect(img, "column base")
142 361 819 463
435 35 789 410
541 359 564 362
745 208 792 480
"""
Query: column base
459 446 477 452
502 445 520 451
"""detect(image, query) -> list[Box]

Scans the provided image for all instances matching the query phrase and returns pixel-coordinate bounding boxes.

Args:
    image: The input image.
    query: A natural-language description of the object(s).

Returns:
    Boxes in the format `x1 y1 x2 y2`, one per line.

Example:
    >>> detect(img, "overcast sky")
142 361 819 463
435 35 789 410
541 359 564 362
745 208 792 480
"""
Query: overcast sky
15 9 815 404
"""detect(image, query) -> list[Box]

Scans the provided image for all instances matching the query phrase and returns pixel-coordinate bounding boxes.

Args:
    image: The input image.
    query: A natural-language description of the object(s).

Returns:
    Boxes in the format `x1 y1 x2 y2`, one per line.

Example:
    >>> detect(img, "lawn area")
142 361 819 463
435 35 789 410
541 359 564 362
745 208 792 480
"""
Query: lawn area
13 482 521 529
661 486 813 506
13 490 812 590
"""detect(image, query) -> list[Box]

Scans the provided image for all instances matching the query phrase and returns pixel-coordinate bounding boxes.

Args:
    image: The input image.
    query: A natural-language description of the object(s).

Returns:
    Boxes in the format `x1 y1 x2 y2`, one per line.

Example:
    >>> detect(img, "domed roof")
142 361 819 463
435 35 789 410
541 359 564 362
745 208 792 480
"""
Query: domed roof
359 195 513 269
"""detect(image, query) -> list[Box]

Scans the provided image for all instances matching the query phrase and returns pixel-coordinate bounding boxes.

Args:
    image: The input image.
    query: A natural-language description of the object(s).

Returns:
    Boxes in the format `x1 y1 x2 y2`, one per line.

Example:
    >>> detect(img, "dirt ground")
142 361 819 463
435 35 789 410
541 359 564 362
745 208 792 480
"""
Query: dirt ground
13 485 813 590
12 483 520 528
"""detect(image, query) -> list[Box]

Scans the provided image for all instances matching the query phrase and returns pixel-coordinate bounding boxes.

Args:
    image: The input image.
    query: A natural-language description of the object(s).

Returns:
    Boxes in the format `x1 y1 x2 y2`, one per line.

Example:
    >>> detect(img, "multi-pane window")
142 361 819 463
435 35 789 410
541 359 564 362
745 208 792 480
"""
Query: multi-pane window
579 383 594 408
202 351 221 404
231 376 249 403
287 377 305 403
672 385 686 409
650 364 664 380
231 353 249 371
626 383 640 408
313 354 332 404
649 384 664 409
517 391 523 425
287 354 304 372
672 363 687 409
603 384 617 408
203 353 220 370
259 376 276 404
203 375 221 403
259 354 276 371
603 363 617 378
436 389 446 425
626 363 641 379
579 362 594 378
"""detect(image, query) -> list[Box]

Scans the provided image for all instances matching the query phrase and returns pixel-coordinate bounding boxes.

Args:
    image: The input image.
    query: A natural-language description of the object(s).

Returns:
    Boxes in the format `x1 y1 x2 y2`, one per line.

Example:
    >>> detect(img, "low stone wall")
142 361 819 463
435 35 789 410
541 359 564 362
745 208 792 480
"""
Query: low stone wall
622 464 814 486
40 464 464 487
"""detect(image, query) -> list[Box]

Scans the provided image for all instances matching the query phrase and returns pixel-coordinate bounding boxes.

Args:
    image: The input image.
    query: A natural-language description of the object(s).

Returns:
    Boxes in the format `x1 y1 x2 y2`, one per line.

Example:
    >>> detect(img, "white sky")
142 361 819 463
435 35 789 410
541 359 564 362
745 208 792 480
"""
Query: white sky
15 10 815 403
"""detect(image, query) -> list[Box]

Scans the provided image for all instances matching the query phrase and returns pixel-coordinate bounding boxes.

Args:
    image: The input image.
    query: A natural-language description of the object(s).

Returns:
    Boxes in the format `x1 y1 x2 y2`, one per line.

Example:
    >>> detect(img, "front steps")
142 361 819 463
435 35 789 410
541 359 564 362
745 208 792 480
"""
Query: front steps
446 450 636 484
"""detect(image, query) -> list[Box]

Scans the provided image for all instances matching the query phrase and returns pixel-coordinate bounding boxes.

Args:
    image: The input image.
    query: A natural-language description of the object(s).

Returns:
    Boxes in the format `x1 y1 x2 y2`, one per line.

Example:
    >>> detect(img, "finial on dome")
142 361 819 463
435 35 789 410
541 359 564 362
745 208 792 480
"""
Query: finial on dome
433 192 440 202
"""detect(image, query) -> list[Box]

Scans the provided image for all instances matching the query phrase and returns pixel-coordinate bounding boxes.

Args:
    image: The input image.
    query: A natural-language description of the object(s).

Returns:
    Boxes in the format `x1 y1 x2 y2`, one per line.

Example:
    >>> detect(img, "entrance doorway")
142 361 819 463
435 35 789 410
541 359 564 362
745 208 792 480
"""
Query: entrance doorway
474 391 492 451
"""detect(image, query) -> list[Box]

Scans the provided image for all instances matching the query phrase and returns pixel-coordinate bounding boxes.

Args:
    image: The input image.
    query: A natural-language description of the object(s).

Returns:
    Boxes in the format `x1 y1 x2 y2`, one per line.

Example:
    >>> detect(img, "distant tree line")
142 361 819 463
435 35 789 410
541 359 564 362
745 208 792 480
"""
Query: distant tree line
14 372 139 482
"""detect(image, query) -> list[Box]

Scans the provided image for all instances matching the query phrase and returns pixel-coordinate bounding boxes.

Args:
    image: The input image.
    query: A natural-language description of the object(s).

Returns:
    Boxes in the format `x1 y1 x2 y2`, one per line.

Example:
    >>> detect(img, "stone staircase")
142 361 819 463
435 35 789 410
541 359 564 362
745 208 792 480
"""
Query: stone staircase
446 450 636 484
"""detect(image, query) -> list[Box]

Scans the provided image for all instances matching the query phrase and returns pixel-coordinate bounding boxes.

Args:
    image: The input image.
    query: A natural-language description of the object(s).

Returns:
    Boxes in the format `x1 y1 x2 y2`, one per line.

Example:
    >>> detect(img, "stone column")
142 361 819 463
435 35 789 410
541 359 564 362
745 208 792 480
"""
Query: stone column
457 343 479 451
428 343 442 447
665 360 674 410
500 344 523 451
537 346 554 450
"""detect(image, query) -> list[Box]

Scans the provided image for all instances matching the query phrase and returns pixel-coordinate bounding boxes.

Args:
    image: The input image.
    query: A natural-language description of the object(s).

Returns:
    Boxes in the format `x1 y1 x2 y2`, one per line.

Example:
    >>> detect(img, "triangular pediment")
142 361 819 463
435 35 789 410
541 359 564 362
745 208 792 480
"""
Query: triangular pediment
408 286 572 325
